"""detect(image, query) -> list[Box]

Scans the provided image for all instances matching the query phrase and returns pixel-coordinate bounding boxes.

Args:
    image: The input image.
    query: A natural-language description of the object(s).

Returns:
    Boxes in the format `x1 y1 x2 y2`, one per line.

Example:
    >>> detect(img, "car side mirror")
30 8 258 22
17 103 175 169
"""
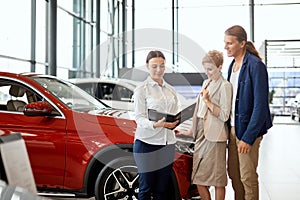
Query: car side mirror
23 101 53 116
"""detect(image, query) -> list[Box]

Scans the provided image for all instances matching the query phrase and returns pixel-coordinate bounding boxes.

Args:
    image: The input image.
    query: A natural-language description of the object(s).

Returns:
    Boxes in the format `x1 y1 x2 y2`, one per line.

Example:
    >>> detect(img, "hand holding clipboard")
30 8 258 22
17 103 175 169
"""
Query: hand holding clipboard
148 103 196 130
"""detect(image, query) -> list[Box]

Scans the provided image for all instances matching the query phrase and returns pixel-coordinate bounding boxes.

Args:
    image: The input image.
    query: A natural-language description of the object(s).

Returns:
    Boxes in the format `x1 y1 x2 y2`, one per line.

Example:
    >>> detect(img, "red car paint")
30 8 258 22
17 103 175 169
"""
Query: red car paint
0 72 197 199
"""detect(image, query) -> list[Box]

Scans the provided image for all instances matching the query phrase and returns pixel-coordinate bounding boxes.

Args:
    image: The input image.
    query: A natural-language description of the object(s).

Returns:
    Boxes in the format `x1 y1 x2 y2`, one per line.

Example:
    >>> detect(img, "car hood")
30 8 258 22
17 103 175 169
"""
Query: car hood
86 108 192 131
83 108 195 153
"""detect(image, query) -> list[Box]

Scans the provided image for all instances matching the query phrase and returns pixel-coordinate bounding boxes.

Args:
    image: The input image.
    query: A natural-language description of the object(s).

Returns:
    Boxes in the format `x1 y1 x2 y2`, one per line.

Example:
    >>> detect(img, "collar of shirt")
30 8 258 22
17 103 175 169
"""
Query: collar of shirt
147 76 166 88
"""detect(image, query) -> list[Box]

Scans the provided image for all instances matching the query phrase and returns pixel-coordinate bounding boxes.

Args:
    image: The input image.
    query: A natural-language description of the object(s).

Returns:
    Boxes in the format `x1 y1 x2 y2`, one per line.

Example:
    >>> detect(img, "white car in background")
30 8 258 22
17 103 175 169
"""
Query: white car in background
69 77 195 111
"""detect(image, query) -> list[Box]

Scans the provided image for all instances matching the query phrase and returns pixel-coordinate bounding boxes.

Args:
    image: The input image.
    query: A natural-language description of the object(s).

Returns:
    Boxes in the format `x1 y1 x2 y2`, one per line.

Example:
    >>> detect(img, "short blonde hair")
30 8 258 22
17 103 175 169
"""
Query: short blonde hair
202 50 223 67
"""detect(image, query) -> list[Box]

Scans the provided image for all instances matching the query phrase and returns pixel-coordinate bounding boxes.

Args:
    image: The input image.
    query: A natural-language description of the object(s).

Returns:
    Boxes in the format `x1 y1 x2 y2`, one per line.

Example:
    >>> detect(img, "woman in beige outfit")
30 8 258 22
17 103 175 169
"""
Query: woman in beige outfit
184 50 232 200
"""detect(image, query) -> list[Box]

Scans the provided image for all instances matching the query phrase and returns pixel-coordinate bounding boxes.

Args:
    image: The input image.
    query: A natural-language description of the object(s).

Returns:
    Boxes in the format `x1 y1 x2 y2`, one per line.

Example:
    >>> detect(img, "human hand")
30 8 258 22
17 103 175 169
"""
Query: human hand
153 117 166 128
174 129 192 137
238 140 252 154
164 120 179 129
153 117 179 129
201 89 210 102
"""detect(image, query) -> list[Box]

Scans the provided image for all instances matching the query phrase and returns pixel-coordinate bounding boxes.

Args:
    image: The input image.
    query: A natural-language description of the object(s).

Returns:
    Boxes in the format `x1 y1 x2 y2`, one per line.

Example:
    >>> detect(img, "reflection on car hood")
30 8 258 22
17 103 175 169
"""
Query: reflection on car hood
88 108 135 120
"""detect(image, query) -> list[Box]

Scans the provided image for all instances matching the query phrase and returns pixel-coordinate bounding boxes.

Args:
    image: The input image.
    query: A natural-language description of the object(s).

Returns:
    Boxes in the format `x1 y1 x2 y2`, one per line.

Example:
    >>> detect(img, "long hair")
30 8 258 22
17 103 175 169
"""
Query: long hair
225 25 262 60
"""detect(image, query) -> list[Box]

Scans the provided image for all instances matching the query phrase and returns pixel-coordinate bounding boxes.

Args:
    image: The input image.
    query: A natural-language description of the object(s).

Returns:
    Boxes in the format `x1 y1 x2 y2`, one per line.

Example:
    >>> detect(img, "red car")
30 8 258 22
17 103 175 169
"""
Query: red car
0 72 198 199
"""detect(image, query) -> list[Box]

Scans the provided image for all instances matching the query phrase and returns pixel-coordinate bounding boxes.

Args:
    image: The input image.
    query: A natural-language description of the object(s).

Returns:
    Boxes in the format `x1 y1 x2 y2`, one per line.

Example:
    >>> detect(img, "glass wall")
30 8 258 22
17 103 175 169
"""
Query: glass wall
0 0 31 73
0 0 299 115
0 0 130 79
36 0 47 74
265 40 300 115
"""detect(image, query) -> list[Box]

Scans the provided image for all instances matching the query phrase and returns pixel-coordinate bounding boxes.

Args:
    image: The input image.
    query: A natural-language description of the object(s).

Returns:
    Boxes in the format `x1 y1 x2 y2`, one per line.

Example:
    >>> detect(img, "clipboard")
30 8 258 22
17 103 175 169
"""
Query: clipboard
148 103 196 124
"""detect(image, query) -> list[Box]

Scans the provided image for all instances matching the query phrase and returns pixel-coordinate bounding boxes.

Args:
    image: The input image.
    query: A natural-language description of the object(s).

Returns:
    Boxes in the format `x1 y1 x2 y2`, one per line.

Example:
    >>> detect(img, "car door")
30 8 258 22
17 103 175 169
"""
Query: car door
0 78 67 188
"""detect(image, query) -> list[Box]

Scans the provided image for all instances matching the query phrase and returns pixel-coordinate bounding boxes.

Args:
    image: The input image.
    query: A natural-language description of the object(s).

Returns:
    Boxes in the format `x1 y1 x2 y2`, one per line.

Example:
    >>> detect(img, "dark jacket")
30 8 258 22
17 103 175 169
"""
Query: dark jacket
227 51 273 145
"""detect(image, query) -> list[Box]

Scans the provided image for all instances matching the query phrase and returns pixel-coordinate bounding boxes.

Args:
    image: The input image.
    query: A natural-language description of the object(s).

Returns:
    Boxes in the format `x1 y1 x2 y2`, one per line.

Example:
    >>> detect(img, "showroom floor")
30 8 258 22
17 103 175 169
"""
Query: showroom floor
51 116 300 200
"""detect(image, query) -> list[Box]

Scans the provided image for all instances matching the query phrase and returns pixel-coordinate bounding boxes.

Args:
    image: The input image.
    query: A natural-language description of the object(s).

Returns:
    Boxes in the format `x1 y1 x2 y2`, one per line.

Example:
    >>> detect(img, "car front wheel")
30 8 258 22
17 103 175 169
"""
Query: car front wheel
95 156 139 200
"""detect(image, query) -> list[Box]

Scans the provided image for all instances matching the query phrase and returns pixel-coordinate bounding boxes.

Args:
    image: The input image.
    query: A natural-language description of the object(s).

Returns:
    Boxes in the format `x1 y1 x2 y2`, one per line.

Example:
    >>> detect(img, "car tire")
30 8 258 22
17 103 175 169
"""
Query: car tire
95 156 139 200
94 156 181 200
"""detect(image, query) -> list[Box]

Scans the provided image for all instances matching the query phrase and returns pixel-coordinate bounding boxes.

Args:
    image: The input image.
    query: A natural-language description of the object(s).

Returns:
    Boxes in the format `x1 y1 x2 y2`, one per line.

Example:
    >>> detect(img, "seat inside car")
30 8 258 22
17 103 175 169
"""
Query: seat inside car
7 85 27 112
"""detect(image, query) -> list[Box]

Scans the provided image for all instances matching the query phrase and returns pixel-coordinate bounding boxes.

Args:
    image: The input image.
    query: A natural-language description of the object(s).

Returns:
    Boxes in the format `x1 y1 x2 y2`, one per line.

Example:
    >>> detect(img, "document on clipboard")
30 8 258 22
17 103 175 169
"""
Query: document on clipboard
148 103 196 125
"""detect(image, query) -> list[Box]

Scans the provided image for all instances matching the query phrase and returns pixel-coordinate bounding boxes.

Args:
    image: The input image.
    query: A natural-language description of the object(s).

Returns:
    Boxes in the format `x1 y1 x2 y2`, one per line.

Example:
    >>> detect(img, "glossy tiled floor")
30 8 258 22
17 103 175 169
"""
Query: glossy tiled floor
214 116 300 200
52 116 300 200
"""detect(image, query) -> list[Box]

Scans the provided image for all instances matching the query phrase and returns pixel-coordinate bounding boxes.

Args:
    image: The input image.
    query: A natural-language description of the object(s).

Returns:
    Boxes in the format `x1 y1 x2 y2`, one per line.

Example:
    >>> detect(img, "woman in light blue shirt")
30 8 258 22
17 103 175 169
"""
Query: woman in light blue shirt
133 50 179 200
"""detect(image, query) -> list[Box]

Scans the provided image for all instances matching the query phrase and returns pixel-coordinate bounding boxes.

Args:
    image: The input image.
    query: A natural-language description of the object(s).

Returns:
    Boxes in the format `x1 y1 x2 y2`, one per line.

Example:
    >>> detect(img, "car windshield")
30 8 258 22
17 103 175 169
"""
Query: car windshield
33 77 107 111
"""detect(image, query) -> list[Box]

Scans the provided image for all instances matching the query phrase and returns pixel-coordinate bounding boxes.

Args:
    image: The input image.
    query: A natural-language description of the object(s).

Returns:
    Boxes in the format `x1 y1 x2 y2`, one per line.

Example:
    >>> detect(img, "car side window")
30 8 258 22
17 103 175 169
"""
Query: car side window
0 85 11 111
116 86 133 102
76 83 97 97
100 83 116 100
0 80 57 114
0 82 29 112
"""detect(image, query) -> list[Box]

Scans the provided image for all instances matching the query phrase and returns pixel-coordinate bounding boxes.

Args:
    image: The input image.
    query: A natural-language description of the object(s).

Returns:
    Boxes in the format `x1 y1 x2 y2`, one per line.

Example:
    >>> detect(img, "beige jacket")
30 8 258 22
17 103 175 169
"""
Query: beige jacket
192 76 233 142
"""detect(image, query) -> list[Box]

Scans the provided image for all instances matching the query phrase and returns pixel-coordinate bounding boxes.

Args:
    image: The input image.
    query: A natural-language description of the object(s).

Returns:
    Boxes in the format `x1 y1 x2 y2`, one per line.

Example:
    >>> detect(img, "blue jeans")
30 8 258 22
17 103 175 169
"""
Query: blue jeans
133 139 175 200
